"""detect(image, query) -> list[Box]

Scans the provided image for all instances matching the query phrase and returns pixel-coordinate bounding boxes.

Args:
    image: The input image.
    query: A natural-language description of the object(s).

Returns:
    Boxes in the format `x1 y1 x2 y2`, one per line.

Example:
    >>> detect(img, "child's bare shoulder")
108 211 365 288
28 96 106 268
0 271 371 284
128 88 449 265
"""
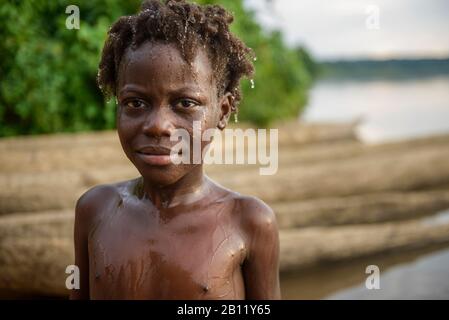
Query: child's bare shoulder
217 186 277 239
228 193 278 260
235 194 277 231
209 180 276 229
74 179 135 226
76 183 121 211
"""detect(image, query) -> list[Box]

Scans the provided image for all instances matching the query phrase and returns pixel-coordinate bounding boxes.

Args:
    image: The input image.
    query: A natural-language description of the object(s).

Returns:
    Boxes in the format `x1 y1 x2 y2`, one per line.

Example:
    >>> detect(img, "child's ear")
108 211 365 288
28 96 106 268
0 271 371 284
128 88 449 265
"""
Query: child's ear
217 92 233 130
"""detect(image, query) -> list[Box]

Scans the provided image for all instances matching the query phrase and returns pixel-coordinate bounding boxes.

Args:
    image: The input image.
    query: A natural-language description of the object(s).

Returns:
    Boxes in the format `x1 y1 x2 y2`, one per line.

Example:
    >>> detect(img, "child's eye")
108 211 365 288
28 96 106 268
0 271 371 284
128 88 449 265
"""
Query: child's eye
124 99 146 109
174 99 199 109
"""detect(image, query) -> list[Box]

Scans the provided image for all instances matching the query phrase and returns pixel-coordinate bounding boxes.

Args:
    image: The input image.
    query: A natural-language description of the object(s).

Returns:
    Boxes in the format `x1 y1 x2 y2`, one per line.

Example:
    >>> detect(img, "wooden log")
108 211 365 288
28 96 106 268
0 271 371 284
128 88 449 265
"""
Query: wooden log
0 212 73 297
1 134 449 214
0 167 138 215
273 191 449 228
217 142 449 203
280 218 449 272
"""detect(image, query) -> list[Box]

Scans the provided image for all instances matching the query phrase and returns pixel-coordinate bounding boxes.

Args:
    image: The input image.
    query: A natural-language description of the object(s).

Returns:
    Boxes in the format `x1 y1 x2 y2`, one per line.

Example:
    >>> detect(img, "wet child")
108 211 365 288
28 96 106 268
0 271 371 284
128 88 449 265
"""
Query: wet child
70 0 280 299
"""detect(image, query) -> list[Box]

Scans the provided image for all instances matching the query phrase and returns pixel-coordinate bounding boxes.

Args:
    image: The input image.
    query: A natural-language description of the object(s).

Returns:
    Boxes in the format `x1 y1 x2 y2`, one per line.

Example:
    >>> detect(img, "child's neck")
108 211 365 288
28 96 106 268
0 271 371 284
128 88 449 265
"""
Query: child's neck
140 165 209 210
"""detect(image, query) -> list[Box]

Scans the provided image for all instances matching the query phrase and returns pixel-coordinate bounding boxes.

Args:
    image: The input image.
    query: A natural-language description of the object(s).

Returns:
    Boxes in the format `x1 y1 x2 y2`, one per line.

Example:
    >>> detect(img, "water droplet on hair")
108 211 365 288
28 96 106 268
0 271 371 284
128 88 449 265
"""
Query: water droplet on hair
250 79 255 89
234 113 238 123
253 57 257 62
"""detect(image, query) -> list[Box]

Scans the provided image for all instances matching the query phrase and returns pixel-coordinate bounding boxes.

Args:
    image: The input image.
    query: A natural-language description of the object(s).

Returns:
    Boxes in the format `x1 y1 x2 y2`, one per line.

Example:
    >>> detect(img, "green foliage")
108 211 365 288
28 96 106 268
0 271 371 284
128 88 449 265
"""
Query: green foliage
0 0 140 136
296 46 319 80
0 0 314 136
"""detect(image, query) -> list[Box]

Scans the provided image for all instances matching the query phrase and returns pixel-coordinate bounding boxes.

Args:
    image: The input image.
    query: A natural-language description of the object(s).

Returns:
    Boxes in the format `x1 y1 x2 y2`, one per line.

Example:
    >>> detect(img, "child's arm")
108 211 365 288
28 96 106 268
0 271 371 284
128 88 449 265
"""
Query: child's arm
69 192 93 299
241 197 281 300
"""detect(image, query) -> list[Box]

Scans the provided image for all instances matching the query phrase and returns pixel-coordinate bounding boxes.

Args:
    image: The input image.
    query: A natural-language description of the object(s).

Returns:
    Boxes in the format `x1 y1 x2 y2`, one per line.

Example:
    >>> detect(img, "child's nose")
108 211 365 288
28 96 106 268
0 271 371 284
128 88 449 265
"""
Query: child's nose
142 106 174 138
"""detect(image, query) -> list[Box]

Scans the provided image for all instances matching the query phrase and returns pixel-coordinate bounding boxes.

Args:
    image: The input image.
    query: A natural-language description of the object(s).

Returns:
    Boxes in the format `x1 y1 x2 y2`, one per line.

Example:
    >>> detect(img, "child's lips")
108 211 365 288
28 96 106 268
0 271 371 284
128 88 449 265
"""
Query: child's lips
135 145 178 166
136 152 172 166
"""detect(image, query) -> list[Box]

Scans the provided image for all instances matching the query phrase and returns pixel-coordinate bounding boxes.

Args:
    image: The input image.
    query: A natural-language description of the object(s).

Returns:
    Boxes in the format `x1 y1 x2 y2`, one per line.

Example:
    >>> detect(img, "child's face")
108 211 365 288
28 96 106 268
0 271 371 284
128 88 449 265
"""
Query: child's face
116 41 230 186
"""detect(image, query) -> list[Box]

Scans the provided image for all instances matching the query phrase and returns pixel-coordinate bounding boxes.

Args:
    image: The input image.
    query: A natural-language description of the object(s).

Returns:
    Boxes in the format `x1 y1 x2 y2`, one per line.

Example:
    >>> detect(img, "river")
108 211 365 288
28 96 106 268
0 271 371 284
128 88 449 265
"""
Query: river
301 76 449 143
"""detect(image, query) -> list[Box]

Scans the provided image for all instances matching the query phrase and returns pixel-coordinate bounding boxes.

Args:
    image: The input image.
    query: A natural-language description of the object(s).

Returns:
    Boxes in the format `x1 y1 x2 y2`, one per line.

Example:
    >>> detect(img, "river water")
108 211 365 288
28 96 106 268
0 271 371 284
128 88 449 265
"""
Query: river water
301 76 449 143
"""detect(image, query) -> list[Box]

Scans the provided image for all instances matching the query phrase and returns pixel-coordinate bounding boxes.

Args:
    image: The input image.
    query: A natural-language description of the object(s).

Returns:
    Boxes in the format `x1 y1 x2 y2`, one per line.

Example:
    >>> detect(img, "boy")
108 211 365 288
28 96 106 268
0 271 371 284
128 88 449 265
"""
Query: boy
70 0 280 300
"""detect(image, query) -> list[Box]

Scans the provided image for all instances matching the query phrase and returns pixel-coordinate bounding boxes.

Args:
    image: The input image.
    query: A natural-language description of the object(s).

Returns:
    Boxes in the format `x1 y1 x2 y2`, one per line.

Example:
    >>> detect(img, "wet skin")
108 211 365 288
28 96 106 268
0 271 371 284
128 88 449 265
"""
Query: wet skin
70 42 280 300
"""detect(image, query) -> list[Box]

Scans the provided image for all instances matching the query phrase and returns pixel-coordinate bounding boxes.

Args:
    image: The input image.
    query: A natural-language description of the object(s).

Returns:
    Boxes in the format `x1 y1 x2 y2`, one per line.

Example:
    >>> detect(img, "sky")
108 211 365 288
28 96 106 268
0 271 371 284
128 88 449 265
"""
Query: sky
244 0 449 61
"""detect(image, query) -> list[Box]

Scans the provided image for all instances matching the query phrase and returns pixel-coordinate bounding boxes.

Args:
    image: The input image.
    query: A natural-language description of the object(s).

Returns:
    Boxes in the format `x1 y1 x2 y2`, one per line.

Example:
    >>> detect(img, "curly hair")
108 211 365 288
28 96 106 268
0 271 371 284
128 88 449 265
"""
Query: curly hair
97 0 255 114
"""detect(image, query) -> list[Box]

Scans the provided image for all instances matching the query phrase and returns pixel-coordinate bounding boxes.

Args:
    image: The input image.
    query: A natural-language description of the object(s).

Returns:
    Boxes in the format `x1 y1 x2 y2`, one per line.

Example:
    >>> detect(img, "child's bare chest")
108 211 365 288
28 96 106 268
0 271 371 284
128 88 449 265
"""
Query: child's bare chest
88 200 247 299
